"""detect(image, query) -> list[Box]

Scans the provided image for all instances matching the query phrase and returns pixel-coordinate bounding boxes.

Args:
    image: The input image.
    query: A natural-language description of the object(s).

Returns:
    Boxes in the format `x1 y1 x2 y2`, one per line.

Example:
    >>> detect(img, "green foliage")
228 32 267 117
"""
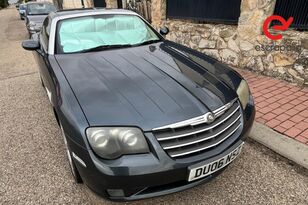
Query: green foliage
0 0 8 8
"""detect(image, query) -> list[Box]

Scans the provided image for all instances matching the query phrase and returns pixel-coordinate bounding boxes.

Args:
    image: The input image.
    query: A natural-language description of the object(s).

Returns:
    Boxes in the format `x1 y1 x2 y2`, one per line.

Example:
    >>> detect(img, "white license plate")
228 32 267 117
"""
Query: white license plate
188 143 244 182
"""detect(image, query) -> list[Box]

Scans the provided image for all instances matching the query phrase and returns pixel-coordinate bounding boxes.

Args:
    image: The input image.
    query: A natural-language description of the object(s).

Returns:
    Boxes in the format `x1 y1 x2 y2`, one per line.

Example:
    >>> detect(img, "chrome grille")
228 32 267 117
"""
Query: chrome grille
152 99 243 158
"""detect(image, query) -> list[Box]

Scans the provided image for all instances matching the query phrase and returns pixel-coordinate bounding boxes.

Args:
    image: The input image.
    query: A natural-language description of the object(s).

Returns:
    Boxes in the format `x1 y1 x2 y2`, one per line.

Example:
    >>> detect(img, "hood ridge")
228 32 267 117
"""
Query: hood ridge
54 42 236 130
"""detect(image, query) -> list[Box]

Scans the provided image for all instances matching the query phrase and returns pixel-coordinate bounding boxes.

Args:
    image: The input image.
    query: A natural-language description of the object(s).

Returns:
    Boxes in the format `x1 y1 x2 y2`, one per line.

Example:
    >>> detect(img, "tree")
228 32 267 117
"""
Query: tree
0 0 8 9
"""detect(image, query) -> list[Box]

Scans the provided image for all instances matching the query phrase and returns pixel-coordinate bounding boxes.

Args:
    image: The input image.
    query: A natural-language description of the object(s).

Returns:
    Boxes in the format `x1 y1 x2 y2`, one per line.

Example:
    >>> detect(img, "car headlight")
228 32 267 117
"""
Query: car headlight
236 80 250 109
86 127 149 159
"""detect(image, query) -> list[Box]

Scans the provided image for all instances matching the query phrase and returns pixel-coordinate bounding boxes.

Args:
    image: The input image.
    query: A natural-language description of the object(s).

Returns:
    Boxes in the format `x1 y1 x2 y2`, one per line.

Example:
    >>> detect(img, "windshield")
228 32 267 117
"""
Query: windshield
57 14 161 54
20 4 26 10
27 4 56 15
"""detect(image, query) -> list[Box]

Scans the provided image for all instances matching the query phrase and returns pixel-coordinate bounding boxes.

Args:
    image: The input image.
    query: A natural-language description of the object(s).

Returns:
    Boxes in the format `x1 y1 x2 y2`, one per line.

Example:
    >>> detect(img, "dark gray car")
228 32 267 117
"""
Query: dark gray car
25 2 56 36
22 9 255 201
19 4 27 20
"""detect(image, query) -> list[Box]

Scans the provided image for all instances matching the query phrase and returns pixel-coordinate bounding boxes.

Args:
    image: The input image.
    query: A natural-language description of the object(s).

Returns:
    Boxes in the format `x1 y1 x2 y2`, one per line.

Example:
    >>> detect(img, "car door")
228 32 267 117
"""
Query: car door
34 17 55 105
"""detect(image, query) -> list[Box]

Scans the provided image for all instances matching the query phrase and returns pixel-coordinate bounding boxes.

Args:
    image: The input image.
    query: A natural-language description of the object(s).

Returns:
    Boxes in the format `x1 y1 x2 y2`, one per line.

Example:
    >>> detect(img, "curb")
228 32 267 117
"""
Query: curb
249 122 308 169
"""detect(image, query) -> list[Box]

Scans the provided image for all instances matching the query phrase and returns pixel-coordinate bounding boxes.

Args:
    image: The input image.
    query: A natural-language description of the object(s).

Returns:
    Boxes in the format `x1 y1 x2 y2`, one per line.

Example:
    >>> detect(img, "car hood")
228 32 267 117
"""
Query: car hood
55 41 240 131
27 15 46 24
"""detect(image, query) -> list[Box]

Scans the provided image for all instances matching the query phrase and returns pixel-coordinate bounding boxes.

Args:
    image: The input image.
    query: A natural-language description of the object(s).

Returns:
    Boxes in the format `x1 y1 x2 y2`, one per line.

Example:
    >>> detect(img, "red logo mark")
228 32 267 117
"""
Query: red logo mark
263 15 293 40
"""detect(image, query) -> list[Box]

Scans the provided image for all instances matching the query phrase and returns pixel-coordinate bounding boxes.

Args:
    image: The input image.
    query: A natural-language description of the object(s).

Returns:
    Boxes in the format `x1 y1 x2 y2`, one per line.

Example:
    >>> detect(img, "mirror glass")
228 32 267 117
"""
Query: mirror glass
160 26 169 35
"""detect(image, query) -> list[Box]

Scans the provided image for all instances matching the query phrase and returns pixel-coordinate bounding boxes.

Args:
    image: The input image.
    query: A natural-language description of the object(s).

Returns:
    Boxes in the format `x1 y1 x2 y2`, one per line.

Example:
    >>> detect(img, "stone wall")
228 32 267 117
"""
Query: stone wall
61 0 93 9
152 0 308 86
105 0 117 8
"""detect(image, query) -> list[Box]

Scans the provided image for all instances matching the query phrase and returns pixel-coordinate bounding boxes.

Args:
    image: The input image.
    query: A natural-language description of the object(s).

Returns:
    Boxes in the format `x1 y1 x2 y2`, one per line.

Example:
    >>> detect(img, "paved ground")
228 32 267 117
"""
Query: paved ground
1 7 308 205
237 70 308 145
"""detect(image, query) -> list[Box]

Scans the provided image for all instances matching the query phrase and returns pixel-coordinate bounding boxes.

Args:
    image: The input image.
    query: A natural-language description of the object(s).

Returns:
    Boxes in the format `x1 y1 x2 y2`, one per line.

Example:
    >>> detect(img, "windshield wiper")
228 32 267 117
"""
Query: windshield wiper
77 44 133 53
134 39 161 47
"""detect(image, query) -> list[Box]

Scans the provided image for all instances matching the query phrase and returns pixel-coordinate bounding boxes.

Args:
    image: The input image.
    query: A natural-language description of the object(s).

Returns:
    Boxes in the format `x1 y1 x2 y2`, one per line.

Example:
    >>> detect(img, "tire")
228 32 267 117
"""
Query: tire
60 123 83 183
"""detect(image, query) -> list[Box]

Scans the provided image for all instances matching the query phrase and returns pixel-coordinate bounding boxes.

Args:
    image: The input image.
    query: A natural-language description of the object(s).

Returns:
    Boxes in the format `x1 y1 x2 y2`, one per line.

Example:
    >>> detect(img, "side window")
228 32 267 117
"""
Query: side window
40 17 50 52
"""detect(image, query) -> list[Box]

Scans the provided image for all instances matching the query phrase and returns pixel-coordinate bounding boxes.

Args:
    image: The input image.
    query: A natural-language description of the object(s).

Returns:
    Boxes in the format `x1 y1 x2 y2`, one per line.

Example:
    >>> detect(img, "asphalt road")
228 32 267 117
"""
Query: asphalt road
0 7 308 205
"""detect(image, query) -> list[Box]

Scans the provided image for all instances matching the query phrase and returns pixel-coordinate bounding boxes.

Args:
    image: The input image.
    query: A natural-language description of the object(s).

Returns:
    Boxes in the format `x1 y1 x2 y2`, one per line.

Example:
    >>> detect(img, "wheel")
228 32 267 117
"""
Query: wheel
60 123 83 183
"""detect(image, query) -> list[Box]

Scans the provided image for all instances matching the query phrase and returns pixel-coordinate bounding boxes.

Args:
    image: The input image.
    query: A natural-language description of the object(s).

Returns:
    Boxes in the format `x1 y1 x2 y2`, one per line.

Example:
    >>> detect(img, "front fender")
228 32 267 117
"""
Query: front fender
49 56 90 149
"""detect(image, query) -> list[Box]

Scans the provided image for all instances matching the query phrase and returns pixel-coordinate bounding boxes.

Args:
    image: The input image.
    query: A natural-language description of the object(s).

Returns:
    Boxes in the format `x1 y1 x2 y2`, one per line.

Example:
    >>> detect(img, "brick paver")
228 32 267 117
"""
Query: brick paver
237 69 308 145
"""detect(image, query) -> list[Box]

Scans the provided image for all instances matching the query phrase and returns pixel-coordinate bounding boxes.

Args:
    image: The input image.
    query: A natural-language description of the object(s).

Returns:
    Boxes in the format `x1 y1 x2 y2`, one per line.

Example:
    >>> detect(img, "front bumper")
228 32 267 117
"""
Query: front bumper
101 141 242 201
27 26 42 35
67 101 255 201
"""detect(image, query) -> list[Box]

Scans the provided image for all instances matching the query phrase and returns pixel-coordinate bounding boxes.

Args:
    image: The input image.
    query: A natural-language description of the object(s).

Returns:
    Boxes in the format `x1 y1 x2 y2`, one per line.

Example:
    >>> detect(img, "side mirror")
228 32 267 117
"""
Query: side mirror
160 26 169 36
22 39 40 51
